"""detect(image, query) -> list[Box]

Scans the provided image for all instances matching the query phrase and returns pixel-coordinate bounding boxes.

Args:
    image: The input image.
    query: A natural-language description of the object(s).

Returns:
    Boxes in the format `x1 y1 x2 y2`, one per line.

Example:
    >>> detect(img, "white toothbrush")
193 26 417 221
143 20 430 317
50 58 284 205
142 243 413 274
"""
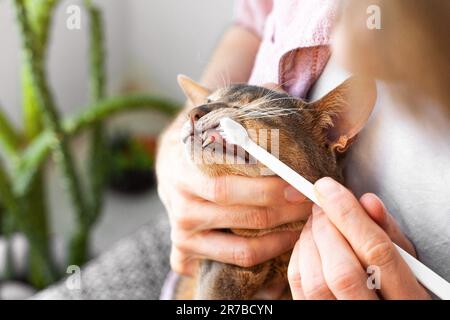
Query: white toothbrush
219 117 450 300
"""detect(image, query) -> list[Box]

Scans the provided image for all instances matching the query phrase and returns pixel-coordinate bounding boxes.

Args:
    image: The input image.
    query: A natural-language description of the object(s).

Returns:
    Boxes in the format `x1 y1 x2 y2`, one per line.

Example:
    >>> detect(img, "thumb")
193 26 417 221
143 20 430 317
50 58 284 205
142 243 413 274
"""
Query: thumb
360 193 417 257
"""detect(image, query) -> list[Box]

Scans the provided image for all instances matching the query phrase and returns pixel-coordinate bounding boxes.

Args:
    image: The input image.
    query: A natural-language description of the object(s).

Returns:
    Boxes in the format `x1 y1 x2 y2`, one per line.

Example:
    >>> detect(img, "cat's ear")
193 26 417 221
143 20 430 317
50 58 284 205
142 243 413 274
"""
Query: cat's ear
177 74 210 106
311 76 377 152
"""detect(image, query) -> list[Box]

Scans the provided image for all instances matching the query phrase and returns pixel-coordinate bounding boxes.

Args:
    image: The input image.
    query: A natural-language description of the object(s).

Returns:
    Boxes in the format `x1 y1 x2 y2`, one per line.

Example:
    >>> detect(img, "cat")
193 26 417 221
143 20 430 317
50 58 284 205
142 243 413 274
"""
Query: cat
174 75 376 299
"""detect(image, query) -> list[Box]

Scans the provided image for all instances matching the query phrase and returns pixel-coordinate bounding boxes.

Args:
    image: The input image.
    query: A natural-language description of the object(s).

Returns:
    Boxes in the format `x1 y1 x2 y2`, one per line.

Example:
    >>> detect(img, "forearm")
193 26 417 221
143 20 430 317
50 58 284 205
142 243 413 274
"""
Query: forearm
200 25 260 89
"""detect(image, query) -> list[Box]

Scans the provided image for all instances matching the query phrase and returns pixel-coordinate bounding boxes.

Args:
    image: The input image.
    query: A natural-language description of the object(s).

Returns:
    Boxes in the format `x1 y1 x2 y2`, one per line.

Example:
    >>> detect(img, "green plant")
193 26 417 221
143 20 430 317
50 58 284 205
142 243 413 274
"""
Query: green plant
109 135 155 171
0 0 178 288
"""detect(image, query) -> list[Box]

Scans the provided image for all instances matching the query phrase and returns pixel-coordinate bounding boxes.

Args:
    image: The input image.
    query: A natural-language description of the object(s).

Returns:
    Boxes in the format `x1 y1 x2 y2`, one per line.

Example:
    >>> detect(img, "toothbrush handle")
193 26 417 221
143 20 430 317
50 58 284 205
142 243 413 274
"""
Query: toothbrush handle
243 139 450 300
243 139 320 206
395 244 450 300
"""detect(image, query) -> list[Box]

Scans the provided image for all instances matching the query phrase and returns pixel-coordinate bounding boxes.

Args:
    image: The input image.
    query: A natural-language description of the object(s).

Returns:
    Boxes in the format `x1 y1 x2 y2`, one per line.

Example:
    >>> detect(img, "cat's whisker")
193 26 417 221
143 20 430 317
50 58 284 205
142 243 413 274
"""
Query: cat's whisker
241 99 298 113
241 97 295 110
198 89 317 128
239 107 300 115
240 110 297 117
234 113 293 121
234 108 317 121
252 107 298 114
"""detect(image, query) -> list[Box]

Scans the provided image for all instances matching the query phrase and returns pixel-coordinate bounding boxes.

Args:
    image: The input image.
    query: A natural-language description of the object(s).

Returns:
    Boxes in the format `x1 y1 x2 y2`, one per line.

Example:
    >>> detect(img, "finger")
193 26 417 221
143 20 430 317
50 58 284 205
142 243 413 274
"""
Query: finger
190 230 299 267
157 182 172 211
359 193 387 227
178 174 308 206
170 246 199 276
288 239 306 299
314 177 429 299
360 193 416 256
298 218 335 300
174 194 312 231
311 206 379 300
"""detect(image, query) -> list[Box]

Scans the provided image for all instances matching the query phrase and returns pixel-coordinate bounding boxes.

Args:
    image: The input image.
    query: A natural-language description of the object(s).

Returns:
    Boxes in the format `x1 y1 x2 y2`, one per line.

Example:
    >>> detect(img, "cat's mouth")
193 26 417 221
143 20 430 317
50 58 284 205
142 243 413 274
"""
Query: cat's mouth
181 120 251 163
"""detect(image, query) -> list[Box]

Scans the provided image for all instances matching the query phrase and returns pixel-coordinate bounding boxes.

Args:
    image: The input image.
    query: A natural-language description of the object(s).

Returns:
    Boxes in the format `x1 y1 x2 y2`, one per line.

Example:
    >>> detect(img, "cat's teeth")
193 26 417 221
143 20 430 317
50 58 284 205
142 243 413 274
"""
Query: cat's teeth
202 131 208 141
202 135 215 148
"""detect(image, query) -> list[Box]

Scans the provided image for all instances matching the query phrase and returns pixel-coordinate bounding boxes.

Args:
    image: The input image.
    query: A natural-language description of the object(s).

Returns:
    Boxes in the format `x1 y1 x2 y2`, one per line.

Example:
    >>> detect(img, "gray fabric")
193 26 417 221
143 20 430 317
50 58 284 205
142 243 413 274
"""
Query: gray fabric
32 216 171 300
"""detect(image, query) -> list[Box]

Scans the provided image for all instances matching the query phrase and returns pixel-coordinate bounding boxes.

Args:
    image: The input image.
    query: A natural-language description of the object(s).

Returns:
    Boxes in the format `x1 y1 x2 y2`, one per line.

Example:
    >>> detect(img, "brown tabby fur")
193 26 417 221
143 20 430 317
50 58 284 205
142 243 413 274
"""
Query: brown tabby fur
175 76 376 299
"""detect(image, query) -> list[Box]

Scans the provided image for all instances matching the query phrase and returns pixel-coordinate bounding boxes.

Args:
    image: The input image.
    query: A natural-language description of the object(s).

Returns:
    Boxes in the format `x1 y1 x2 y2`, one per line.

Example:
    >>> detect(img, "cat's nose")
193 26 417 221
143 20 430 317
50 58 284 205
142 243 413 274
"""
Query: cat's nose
189 105 209 124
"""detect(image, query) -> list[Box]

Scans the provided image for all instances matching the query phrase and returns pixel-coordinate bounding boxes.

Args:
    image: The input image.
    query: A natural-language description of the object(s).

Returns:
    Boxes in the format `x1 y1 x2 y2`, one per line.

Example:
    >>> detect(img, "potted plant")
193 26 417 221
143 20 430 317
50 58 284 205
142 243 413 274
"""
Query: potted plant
0 0 178 291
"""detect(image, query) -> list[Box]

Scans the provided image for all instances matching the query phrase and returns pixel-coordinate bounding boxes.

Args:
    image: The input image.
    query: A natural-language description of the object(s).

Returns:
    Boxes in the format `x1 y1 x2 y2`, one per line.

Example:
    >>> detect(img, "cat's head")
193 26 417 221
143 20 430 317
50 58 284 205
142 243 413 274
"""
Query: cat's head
177 75 376 300
179 75 376 183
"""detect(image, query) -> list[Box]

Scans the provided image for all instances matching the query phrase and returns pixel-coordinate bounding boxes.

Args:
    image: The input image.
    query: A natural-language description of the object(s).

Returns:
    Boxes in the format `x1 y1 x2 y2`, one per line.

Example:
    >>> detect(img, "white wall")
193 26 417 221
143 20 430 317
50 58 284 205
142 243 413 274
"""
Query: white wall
125 0 234 99
0 0 234 126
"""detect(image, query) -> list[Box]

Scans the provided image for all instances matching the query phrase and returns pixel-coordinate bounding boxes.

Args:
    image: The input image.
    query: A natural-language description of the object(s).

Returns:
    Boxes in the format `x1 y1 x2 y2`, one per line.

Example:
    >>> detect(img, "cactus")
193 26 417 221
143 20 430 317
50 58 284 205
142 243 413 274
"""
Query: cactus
0 0 178 287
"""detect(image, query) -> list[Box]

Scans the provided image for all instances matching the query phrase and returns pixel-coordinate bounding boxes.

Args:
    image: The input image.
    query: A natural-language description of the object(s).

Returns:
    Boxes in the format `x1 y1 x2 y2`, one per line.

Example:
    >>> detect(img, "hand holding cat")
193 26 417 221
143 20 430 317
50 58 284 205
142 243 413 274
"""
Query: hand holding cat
288 177 431 300
157 124 310 276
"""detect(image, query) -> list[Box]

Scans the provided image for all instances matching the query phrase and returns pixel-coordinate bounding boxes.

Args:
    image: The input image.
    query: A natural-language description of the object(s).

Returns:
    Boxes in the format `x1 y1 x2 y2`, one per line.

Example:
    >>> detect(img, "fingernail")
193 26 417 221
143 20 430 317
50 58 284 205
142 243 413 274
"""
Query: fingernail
284 186 305 202
314 177 341 201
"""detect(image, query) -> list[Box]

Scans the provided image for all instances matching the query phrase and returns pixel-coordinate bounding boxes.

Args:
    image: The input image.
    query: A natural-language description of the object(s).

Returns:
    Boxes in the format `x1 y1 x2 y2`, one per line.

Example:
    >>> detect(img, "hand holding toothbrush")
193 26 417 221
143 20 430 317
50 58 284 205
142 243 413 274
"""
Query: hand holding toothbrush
288 177 431 300
220 117 449 300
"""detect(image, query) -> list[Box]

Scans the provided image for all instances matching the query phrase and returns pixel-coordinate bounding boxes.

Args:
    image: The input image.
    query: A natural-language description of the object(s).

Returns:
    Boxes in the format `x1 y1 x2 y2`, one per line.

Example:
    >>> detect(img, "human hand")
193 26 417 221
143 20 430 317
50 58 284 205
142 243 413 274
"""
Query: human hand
288 177 431 300
156 124 310 276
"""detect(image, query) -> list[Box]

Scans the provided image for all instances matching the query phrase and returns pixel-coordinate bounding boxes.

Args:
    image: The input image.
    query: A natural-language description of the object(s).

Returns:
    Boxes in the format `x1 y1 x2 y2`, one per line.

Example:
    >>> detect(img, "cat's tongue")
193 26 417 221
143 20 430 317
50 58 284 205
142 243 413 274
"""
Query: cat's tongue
201 128 222 148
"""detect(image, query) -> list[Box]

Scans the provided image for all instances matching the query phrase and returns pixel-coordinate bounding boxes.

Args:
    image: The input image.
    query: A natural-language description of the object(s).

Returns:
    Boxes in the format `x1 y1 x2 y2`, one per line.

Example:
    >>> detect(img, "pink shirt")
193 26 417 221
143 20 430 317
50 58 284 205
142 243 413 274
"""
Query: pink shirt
234 0 338 98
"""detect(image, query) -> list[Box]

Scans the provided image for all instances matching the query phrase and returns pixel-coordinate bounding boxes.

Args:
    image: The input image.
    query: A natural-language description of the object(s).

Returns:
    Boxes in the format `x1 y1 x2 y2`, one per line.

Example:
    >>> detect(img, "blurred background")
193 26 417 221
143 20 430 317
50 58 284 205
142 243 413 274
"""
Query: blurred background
0 0 233 297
